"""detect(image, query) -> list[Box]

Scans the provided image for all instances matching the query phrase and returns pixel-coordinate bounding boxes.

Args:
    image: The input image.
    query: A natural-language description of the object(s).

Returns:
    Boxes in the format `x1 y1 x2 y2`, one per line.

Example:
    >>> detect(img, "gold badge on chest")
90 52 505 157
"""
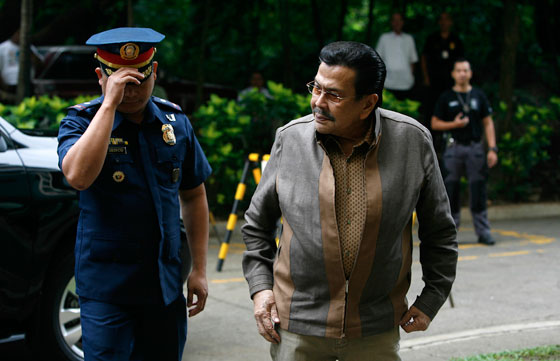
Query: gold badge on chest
162 124 176 145
112 171 125 183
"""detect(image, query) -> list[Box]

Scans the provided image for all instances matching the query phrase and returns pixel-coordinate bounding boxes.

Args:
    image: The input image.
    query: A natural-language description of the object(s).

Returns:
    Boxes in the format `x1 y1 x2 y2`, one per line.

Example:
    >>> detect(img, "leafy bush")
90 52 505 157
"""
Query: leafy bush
382 89 421 119
0 95 99 133
192 81 310 214
490 97 559 201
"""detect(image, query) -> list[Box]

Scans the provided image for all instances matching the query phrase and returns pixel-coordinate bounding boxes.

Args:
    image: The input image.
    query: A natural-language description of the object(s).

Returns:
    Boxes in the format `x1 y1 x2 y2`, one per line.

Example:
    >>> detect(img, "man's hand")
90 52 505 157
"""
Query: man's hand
453 113 469 128
186 269 208 317
399 306 431 333
487 150 498 168
253 290 281 344
102 67 144 109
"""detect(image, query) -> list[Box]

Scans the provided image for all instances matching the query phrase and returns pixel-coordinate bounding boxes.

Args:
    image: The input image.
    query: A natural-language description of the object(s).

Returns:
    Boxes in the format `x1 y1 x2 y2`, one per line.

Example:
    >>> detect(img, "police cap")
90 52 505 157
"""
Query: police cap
86 27 165 82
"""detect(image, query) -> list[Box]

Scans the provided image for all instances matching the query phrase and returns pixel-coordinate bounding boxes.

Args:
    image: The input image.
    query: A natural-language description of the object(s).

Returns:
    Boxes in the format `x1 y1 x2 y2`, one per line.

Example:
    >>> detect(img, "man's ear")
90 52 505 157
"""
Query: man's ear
152 61 158 81
95 67 103 85
360 93 379 120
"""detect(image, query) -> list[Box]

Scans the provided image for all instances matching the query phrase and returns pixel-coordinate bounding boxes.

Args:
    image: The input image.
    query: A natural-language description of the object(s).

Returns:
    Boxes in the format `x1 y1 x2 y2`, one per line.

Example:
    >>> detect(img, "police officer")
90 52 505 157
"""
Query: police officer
57 28 211 360
431 58 498 245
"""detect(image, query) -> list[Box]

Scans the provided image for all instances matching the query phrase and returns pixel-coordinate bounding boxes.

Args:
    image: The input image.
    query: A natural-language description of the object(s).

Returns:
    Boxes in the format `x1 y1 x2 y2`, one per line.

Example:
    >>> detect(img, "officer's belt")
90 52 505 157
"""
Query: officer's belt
455 139 481 145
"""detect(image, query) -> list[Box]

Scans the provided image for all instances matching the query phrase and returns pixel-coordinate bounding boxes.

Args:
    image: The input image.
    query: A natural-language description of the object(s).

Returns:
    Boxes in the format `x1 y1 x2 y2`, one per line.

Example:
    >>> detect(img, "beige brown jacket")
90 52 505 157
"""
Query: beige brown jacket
242 108 458 338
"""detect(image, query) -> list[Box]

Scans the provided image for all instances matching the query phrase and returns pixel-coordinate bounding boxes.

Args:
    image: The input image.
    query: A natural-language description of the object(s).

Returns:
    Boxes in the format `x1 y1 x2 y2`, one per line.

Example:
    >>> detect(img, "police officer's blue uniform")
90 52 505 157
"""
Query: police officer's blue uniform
57 28 211 360
434 87 493 243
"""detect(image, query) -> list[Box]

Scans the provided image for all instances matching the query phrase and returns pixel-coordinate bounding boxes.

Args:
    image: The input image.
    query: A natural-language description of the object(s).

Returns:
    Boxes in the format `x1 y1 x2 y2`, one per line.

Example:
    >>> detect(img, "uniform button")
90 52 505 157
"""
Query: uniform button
345 250 351 257
347 219 351 225
347 187 352 194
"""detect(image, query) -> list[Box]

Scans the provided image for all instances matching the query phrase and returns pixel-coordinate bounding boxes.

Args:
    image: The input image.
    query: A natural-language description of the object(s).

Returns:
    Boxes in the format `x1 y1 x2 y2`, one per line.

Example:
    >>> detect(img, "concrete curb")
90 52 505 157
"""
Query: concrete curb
211 203 560 234
400 320 560 351
461 202 560 222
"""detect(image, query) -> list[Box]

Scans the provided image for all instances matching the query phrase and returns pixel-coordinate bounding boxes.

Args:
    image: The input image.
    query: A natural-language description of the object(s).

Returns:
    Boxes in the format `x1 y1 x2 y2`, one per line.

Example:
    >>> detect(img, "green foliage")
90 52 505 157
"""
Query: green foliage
382 90 421 119
192 82 310 214
0 95 98 132
491 98 558 201
449 344 560 361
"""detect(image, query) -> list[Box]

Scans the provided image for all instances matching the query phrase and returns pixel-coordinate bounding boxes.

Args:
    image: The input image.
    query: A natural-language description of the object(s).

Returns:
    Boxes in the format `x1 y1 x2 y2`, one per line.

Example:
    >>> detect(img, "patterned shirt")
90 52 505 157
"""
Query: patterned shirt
323 120 376 278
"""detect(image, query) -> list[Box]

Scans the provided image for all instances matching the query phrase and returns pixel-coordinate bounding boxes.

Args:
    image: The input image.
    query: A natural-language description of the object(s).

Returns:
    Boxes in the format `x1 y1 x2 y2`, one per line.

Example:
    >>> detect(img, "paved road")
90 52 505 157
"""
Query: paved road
183 216 560 361
2 216 558 360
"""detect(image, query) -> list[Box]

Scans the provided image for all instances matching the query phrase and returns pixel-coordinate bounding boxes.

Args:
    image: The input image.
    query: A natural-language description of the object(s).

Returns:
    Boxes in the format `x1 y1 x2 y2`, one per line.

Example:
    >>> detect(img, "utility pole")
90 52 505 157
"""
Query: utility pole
16 0 33 103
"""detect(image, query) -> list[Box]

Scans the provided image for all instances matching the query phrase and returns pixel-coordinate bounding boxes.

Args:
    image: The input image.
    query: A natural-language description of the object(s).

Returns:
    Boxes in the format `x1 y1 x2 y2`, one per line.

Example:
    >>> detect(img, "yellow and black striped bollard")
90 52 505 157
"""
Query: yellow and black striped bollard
216 153 268 271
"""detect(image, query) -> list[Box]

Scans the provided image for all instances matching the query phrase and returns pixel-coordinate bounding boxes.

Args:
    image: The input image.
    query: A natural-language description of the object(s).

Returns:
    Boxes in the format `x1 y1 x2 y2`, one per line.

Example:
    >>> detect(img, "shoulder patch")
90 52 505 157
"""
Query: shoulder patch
68 97 102 112
152 96 182 112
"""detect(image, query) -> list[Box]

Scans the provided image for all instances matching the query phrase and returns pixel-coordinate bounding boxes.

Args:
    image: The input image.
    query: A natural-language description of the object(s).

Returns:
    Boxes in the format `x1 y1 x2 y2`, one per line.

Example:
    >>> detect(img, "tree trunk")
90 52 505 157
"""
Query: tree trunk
16 0 33 103
127 0 134 27
365 0 375 44
534 0 559 91
278 0 293 88
195 0 211 110
498 0 520 133
0 0 21 41
336 0 349 41
310 0 324 50
248 0 261 71
534 0 557 54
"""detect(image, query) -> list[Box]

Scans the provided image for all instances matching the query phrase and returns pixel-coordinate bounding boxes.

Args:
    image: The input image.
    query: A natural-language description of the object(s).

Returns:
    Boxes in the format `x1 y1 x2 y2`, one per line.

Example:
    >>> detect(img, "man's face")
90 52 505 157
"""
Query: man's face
438 13 453 32
311 63 376 139
96 62 158 115
451 61 472 86
250 72 265 88
391 13 404 34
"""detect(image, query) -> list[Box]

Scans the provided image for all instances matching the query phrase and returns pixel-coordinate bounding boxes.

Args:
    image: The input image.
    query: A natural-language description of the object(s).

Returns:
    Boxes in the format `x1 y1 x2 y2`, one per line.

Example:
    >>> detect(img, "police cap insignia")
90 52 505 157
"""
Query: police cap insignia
86 27 165 82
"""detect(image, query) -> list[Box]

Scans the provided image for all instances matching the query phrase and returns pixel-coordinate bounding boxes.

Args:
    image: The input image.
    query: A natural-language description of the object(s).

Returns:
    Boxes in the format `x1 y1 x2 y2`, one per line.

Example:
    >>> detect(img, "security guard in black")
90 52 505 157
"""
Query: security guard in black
431 59 498 246
434 87 491 144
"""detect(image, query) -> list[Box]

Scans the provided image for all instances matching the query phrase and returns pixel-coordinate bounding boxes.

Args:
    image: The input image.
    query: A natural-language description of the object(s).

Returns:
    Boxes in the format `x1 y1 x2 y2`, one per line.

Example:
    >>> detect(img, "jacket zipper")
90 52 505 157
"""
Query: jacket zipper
342 279 349 337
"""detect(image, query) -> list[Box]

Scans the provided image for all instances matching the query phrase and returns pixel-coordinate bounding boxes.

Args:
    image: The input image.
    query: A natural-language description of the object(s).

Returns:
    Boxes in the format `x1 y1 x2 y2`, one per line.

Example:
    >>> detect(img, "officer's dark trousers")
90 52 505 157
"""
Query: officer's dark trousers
80 295 187 361
443 141 491 237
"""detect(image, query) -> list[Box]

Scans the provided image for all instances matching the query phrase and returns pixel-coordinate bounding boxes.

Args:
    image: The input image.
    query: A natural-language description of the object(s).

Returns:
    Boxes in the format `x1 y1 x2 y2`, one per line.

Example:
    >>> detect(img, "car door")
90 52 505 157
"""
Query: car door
0 122 34 319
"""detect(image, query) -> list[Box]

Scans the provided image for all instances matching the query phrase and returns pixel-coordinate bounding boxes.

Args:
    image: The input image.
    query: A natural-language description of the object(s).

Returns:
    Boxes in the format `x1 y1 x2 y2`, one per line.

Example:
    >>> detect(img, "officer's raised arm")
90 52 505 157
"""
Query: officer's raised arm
62 67 146 190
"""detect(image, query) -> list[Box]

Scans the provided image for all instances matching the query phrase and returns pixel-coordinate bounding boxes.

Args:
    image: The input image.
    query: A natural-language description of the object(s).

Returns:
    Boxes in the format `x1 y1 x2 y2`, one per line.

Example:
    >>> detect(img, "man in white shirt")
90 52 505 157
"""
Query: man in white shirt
375 12 418 100
0 31 22 92
0 30 42 103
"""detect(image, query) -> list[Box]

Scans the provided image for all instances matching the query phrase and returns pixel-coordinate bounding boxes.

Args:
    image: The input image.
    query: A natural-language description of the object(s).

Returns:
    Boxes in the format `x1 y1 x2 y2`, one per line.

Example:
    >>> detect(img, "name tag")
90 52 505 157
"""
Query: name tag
108 146 127 154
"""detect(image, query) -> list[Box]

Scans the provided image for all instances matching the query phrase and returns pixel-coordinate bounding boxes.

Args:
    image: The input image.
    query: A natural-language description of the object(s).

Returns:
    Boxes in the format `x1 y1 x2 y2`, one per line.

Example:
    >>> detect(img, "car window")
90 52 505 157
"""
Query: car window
0 129 15 151
40 51 97 80
0 134 7 152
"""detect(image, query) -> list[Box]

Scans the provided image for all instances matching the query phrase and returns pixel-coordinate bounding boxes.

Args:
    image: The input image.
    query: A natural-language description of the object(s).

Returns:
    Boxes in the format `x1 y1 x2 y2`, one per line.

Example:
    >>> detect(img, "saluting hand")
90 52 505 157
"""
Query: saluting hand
100 67 145 109
253 290 281 344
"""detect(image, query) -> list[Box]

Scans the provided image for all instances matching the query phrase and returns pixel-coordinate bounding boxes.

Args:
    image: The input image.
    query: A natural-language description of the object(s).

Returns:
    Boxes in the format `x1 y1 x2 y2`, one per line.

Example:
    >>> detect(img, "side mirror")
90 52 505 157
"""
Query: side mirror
0 136 7 152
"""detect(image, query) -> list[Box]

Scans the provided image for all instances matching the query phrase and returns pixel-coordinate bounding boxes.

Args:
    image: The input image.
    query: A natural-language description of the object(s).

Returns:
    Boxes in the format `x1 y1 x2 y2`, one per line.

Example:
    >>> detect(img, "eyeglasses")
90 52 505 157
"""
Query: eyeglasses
306 81 350 103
